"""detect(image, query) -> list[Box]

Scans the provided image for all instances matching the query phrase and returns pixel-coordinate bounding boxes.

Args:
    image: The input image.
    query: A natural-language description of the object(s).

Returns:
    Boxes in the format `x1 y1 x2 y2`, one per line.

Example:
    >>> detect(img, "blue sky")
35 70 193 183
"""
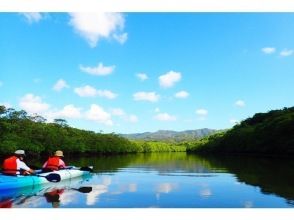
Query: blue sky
0 13 294 133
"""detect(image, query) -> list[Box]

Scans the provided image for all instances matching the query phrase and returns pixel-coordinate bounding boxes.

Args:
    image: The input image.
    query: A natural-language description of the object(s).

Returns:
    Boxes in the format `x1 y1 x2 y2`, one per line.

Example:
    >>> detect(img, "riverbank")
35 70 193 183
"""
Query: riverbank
187 106 294 156
1 105 293 158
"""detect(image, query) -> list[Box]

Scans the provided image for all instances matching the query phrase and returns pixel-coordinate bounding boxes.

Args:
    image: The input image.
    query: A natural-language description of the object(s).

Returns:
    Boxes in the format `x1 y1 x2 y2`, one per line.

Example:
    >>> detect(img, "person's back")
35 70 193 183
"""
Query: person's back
2 150 34 175
43 150 66 172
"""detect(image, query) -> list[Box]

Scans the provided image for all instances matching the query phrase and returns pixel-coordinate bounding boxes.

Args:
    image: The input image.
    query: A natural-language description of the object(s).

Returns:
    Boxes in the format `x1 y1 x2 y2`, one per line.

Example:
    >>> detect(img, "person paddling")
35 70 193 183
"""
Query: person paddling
2 150 34 175
42 150 66 172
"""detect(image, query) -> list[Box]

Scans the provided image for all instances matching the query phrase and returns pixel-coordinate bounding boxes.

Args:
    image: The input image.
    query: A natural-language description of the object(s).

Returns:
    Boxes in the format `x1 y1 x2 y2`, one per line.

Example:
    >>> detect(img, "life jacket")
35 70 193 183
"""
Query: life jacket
44 156 60 171
0 199 13 208
2 156 19 175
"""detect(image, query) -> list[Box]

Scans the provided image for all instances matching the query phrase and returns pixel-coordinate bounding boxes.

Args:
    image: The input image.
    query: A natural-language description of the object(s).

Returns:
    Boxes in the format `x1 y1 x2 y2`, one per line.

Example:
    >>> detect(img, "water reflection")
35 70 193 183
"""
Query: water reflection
87 184 108 205
69 153 226 174
198 154 294 205
0 198 13 208
199 185 212 198
51 153 294 207
44 189 64 208
1 152 294 207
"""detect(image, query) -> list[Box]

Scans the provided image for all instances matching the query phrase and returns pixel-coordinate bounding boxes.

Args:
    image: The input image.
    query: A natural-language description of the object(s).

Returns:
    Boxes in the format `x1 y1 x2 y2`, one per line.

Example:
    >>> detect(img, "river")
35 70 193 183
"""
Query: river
1 152 293 208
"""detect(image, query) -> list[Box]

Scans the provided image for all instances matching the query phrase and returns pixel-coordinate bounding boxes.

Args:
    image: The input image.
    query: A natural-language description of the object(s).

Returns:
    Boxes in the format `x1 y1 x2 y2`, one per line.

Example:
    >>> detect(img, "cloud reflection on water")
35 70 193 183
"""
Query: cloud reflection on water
155 183 178 200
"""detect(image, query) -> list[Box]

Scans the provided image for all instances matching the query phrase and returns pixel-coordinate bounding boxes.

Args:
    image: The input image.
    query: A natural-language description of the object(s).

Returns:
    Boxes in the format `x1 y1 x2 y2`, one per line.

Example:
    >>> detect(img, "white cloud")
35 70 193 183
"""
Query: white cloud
195 108 208 120
18 94 116 127
127 114 138 123
111 108 138 123
235 100 245 107
69 12 126 47
280 49 294 57
113 33 128 44
159 71 181 88
133 92 160 102
74 85 97 97
74 85 117 99
85 104 113 126
261 47 276 54
21 13 43 24
44 104 82 121
58 104 82 119
175 90 189 99
19 94 50 114
136 73 148 81
154 113 176 121
229 119 239 125
53 79 70 91
80 62 115 76
196 109 208 116
110 108 125 116
96 90 117 99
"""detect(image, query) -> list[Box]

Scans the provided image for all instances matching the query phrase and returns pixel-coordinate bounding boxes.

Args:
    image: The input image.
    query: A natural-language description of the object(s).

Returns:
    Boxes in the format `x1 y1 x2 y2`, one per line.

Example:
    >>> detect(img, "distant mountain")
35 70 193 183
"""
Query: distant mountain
121 129 218 142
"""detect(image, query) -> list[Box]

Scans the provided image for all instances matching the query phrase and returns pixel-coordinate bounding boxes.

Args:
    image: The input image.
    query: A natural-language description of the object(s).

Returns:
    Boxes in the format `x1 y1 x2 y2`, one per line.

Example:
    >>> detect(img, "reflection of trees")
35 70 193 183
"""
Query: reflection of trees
199 154 294 205
67 153 226 174
67 153 294 205
129 153 222 174
68 154 135 173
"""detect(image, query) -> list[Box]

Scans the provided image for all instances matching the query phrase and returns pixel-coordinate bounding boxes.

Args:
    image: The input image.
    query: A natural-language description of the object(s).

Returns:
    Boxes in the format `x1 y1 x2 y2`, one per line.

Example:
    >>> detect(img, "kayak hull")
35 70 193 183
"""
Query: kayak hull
0 168 91 191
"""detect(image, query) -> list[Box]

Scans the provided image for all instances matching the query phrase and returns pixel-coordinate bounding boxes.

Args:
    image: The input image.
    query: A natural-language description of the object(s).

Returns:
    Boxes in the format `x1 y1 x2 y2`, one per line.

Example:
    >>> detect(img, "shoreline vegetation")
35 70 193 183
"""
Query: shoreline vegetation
186 106 294 156
0 105 293 158
0 105 185 157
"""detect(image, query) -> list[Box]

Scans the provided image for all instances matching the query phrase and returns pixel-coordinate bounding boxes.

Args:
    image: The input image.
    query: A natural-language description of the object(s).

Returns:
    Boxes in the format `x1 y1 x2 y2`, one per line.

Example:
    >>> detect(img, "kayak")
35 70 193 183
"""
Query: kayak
0 171 93 208
0 166 92 191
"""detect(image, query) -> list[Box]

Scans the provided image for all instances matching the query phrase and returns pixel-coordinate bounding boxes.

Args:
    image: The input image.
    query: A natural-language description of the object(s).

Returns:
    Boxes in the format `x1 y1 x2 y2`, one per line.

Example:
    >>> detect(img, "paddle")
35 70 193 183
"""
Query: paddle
71 186 92 193
36 173 61 182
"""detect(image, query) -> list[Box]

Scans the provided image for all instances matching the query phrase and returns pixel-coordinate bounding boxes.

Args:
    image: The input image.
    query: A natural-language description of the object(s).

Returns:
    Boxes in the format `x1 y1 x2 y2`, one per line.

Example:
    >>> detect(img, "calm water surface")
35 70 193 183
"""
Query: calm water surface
1 153 294 208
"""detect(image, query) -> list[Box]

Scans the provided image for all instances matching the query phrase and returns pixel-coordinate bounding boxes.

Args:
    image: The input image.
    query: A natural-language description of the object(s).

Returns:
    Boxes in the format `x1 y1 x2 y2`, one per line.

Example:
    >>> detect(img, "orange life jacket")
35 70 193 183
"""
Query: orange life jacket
44 156 60 171
2 156 18 175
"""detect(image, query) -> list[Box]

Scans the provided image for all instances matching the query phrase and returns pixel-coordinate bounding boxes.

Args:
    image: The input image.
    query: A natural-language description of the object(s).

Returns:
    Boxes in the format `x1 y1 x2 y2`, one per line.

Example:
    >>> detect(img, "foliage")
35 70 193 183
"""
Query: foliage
187 107 294 155
0 106 141 157
132 140 186 153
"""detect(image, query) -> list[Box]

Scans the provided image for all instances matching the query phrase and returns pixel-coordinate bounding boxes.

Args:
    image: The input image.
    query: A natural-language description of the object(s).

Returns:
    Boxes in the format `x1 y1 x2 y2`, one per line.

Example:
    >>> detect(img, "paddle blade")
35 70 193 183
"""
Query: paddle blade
75 187 92 193
45 173 61 182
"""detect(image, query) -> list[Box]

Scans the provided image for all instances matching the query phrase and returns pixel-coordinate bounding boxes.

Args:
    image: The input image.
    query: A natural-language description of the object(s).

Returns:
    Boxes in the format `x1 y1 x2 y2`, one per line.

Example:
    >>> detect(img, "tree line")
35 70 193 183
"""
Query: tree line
1 105 293 157
187 106 294 155
0 106 186 157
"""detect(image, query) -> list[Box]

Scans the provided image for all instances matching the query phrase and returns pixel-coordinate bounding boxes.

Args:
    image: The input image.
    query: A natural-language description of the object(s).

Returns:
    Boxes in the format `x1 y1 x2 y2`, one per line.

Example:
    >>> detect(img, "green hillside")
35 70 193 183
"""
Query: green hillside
187 107 294 155
0 106 186 156
0 106 141 156
121 129 217 142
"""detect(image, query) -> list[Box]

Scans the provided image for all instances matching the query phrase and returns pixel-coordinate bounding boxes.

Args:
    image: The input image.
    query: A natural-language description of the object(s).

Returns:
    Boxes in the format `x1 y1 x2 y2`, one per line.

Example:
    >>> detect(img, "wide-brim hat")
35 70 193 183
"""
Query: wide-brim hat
15 150 25 155
54 150 64 157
